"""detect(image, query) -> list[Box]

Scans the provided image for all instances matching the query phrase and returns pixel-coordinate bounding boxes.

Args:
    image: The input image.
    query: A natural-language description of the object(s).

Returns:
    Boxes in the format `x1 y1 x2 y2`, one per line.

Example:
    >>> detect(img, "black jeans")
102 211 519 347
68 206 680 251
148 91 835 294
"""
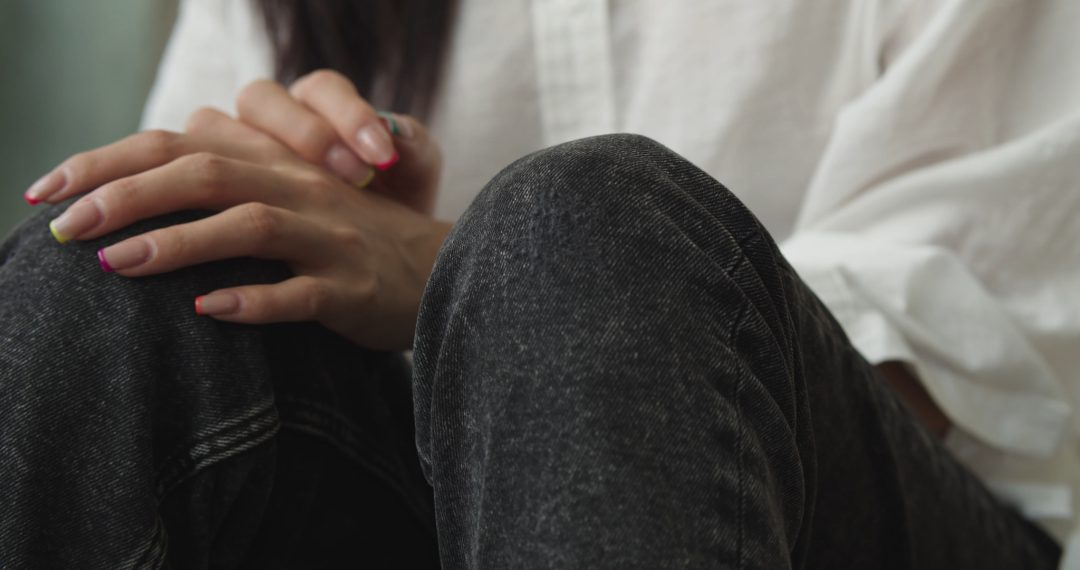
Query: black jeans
0 134 1061 568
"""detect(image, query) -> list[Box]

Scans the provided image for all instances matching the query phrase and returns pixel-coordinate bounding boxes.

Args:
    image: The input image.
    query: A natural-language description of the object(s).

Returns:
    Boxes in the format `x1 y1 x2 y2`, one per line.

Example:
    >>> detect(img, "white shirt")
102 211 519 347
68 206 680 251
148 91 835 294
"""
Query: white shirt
142 0 1080 564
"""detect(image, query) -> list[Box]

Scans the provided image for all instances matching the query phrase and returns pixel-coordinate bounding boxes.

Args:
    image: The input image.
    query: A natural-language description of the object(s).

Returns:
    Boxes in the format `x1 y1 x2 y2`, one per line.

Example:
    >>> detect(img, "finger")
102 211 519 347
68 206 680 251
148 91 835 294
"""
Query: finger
184 106 293 163
368 112 442 213
48 154 308 244
193 276 337 324
97 203 337 277
24 130 185 205
235 79 374 185
289 70 398 170
26 127 284 206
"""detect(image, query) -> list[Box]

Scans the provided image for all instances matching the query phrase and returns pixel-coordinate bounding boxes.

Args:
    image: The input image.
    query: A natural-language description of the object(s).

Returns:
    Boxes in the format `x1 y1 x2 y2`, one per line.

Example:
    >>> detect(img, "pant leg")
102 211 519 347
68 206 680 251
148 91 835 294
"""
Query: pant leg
0 206 438 568
411 134 1061 569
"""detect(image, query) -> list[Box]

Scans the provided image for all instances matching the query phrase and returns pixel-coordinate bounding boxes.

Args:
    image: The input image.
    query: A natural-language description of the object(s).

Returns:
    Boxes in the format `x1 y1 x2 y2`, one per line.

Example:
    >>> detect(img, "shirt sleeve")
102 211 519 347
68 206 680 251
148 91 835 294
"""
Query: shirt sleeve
139 0 240 131
781 0 1080 458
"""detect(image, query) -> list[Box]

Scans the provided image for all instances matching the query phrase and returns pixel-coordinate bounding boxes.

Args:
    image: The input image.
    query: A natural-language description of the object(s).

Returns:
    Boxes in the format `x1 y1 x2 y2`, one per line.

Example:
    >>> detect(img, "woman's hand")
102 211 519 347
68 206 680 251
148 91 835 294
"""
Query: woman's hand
21 71 451 350
234 70 442 215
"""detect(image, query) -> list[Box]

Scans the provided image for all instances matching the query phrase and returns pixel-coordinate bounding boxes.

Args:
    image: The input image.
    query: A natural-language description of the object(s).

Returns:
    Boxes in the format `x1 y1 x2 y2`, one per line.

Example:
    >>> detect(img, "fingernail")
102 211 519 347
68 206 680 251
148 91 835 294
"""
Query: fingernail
49 199 102 244
378 112 412 138
98 239 153 273
195 293 239 316
354 168 376 190
325 144 375 186
374 151 399 171
355 123 395 168
25 170 67 204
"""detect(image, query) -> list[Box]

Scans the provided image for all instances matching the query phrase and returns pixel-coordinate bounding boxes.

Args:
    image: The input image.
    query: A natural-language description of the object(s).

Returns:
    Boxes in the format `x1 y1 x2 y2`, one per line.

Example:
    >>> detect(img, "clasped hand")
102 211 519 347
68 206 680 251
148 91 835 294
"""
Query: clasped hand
23 70 452 351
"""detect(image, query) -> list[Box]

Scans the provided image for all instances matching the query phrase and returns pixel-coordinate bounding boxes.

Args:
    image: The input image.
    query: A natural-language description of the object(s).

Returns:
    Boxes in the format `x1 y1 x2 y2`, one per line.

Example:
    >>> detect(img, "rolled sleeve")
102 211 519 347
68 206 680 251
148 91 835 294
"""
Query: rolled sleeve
782 232 1072 458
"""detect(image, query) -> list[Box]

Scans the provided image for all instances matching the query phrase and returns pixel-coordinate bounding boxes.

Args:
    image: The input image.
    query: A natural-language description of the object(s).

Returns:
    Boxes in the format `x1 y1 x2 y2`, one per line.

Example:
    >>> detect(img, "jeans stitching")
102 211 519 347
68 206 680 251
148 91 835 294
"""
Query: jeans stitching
155 403 279 497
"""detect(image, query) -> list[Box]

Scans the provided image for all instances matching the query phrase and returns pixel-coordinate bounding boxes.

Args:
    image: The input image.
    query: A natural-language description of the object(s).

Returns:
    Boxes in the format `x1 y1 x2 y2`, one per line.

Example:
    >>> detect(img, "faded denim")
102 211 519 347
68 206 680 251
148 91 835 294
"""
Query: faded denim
0 134 1062 568
0 212 437 568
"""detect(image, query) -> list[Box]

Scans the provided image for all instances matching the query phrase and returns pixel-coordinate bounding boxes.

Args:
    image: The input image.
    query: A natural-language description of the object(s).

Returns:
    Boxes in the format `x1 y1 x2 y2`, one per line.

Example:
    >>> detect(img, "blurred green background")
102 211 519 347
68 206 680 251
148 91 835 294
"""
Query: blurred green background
0 0 177 236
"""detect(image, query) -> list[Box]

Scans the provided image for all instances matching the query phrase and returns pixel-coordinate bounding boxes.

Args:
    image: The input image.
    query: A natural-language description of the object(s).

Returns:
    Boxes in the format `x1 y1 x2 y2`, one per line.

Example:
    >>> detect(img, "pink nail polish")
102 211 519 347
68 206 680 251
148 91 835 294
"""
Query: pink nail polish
98 239 153 272
375 151 399 171
356 124 395 167
97 249 114 273
25 170 67 204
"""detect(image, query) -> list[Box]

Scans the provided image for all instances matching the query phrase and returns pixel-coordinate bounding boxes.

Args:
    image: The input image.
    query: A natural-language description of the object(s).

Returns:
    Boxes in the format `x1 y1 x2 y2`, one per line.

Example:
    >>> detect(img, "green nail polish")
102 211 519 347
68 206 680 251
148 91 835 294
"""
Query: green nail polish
377 111 400 136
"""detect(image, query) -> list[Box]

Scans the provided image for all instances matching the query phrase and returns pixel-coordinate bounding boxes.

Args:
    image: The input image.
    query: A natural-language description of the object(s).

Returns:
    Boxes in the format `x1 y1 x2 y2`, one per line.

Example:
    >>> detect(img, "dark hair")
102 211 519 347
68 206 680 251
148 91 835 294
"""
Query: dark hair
255 0 458 119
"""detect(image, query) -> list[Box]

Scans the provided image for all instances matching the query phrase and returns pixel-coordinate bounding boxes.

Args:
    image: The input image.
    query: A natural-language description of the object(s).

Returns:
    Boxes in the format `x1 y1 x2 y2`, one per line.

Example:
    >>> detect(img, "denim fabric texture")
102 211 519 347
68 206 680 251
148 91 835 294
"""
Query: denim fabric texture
412 134 1061 569
0 211 437 568
0 134 1062 568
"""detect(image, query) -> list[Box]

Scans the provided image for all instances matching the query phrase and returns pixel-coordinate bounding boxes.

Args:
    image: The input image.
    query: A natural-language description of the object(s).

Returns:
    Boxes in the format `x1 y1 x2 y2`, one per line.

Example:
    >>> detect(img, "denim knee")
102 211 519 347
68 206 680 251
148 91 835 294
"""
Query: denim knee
449 133 775 297
416 132 789 415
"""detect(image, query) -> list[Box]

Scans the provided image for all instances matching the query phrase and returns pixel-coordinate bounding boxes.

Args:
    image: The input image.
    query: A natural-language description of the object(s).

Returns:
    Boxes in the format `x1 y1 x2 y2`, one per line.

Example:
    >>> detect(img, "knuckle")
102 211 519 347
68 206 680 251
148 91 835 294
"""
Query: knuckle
139 129 178 163
293 171 339 209
181 152 228 185
61 150 96 180
292 121 335 159
239 203 279 241
183 106 222 133
235 78 278 114
293 69 344 96
101 176 140 203
163 227 192 262
332 226 368 252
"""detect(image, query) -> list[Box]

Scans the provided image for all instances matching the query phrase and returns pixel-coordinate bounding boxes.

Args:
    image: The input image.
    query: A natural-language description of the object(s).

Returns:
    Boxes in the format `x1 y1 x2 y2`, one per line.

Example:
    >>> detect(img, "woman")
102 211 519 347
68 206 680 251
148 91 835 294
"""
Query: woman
4 0 1079 567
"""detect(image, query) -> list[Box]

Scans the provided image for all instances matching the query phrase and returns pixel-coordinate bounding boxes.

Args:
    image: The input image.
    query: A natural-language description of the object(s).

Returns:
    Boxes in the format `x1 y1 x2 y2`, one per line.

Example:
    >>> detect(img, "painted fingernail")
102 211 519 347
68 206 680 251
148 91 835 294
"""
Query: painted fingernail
195 293 239 316
380 113 414 139
355 123 395 168
377 111 401 136
325 143 374 186
98 239 153 273
374 151 399 171
354 168 376 190
97 249 112 272
49 199 102 244
25 170 67 205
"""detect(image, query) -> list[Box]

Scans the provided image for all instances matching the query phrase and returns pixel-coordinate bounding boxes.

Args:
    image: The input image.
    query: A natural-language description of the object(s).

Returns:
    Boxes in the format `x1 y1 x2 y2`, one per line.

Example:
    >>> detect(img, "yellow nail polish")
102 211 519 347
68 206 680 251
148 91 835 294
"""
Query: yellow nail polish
49 220 70 244
354 168 377 190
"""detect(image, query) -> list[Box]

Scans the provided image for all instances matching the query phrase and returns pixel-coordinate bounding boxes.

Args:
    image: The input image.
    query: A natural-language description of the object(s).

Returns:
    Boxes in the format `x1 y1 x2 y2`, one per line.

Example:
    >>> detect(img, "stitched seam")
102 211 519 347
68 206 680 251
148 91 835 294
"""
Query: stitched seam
155 405 280 497
126 515 168 569
154 397 277 489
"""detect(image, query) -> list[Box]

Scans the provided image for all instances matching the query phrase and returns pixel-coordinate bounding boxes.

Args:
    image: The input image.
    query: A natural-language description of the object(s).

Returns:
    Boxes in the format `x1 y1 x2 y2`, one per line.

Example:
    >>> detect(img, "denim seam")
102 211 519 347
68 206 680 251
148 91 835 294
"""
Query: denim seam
155 402 279 497
125 514 168 570
153 398 276 478
731 301 749 569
